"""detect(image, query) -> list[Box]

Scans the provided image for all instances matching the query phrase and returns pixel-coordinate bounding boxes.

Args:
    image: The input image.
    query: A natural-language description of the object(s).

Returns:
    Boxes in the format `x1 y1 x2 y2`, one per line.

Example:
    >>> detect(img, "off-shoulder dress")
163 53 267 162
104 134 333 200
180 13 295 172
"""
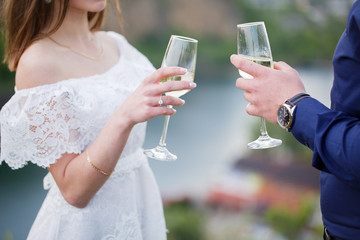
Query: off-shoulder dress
0 32 167 240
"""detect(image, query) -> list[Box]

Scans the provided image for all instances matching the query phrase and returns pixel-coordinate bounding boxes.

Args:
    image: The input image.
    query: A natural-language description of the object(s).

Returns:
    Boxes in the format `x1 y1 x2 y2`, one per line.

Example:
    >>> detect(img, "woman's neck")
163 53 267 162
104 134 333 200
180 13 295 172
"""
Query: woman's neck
51 7 94 44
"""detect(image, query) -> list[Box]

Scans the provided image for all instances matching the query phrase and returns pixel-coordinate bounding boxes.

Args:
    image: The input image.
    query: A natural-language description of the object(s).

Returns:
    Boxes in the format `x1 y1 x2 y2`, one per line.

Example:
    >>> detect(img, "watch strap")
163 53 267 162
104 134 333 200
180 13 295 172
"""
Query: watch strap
279 93 310 131
286 93 310 107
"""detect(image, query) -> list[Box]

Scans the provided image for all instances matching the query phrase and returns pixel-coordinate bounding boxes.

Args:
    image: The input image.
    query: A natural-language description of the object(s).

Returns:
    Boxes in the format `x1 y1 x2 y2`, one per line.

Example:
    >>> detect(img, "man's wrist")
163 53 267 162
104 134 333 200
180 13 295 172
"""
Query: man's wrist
277 93 311 130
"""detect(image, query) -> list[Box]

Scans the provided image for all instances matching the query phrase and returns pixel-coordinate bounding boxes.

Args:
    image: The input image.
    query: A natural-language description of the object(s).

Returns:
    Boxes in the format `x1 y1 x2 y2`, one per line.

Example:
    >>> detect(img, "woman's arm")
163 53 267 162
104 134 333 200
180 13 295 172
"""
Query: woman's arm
16 54 195 207
49 67 195 208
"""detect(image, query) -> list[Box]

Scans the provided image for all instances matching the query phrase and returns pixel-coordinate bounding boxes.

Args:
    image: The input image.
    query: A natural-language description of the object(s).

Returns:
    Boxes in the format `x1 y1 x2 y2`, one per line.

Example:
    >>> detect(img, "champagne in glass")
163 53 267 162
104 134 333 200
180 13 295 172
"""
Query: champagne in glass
161 72 195 98
237 22 282 149
144 35 198 161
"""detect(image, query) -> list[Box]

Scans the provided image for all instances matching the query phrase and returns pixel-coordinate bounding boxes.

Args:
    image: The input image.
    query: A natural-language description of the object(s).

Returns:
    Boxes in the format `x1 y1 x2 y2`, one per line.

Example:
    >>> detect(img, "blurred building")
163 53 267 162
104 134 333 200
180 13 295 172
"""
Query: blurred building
107 0 240 41
206 155 320 212
247 0 354 18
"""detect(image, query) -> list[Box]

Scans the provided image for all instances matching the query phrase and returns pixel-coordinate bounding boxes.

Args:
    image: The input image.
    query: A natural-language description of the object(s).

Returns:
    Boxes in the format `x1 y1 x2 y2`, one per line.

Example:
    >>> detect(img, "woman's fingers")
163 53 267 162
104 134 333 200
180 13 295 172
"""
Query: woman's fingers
145 67 187 84
151 106 177 116
158 81 196 95
130 66 198 121
145 80 196 97
142 66 196 96
150 95 185 107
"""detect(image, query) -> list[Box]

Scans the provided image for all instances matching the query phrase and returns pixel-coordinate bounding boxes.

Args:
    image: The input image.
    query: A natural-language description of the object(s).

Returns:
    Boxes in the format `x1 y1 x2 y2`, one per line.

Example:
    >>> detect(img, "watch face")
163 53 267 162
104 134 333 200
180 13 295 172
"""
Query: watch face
277 105 292 128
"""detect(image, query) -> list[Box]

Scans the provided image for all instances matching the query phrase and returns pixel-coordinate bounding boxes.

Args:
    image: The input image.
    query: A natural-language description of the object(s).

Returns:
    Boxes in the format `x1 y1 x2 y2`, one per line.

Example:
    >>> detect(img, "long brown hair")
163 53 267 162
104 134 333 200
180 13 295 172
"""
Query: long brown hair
1 0 123 71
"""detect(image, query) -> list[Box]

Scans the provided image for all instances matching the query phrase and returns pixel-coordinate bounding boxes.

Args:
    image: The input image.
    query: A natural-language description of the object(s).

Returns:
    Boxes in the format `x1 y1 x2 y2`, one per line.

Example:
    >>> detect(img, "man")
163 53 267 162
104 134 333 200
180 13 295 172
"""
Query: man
231 1 360 239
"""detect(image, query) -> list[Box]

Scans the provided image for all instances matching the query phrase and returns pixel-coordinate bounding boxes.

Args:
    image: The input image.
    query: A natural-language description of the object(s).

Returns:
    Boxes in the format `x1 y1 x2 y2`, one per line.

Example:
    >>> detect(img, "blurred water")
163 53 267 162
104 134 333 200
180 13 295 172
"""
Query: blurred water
145 78 248 199
146 67 333 199
0 68 333 239
0 165 47 240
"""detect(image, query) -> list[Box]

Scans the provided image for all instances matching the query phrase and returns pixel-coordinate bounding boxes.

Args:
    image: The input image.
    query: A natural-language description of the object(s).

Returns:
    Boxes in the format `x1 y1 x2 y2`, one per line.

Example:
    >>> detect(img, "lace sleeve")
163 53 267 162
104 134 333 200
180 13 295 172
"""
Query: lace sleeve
0 84 88 169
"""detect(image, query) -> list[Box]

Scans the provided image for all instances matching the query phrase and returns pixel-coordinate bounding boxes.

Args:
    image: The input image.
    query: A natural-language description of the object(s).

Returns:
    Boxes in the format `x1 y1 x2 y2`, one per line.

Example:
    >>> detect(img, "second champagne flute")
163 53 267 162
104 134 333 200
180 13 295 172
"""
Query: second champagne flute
144 35 198 161
237 22 282 149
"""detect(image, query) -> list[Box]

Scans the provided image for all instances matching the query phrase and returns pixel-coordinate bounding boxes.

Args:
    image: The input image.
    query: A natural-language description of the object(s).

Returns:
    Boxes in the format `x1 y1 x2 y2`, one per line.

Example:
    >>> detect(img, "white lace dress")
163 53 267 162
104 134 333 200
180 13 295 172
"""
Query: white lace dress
0 32 167 240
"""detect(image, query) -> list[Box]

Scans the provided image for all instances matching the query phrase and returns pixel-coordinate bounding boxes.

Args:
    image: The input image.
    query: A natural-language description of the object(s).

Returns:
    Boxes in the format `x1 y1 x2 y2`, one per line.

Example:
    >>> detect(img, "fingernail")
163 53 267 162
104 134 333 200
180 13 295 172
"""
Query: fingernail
189 82 197 88
173 109 177 114
180 68 188 74
180 99 185 104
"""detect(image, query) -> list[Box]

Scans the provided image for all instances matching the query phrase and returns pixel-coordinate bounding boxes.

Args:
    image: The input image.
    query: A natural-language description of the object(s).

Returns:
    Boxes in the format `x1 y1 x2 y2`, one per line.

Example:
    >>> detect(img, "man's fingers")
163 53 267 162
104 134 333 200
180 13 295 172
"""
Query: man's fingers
230 54 268 78
273 61 291 71
245 103 258 117
236 77 259 93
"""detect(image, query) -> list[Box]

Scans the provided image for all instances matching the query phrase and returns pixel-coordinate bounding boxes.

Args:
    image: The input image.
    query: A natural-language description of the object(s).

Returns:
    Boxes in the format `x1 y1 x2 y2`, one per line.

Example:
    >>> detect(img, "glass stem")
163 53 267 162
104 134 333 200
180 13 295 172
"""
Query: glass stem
159 105 173 147
259 118 269 137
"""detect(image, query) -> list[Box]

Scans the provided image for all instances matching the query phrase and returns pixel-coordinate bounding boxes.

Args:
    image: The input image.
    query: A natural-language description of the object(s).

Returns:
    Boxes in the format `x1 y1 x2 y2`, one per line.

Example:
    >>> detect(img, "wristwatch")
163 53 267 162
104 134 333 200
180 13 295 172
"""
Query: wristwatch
277 93 310 131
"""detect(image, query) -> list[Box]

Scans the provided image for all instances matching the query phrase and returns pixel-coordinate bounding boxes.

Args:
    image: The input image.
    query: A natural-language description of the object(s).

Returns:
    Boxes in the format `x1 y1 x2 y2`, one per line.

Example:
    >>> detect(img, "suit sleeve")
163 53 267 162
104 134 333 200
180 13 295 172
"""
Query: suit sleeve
291 97 360 186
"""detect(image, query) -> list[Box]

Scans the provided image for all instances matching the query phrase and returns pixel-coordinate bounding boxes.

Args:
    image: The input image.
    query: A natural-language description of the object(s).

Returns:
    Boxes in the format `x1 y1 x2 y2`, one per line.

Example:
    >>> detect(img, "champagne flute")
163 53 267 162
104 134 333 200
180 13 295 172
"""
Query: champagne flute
144 35 198 161
237 22 282 149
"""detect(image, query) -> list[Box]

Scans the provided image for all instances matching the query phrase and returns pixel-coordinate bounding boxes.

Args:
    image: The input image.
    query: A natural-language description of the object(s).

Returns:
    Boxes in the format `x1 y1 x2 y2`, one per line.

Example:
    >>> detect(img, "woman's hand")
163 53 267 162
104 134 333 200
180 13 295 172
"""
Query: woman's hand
48 67 196 208
230 54 306 124
118 67 196 127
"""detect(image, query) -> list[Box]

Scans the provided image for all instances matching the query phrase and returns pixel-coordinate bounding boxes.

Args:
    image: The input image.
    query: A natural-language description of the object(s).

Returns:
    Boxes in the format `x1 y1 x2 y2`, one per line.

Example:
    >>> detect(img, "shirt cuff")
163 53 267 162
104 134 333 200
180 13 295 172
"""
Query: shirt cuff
290 97 330 150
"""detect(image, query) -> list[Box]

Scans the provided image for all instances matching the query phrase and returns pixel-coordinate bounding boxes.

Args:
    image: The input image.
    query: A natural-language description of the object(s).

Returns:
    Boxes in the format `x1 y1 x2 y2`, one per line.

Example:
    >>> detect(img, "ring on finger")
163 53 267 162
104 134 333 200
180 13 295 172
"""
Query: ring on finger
158 96 164 106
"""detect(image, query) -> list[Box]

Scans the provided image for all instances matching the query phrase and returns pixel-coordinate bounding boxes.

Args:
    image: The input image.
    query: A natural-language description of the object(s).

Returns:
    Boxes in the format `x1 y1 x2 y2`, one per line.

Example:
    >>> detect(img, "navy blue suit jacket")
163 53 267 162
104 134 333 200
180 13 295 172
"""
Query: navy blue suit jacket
291 1 360 238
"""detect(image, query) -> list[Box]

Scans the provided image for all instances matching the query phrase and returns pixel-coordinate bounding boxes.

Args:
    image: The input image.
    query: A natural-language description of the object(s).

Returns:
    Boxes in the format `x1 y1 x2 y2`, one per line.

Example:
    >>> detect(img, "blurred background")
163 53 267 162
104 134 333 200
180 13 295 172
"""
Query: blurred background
0 0 355 239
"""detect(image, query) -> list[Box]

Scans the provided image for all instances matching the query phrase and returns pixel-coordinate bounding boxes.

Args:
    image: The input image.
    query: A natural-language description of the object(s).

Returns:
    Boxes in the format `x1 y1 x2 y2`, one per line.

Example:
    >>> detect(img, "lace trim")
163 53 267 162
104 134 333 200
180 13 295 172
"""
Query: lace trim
1 86 86 169
0 31 154 170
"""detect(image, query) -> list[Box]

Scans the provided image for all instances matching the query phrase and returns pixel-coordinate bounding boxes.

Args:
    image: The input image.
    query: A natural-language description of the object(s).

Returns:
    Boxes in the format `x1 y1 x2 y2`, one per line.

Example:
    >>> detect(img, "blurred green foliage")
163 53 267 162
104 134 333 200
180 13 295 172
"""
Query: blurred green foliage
0 0 349 91
233 0 348 66
265 196 319 240
133 0 348 80
164 200 206 240
250 120 313 160
2 230 13 240
0 28 15 95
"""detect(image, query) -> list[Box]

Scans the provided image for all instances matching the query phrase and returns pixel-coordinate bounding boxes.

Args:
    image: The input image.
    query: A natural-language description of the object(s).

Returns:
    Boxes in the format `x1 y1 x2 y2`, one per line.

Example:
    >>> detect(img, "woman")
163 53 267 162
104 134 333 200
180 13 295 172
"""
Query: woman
0 0 196 239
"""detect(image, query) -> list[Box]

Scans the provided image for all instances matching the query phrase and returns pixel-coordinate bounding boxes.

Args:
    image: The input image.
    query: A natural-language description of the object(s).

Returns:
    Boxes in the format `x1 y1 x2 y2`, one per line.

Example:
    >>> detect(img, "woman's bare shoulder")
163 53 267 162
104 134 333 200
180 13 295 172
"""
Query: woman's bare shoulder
96 31 121 62
16 39 64 90
96 31 118 49
97 31 119 48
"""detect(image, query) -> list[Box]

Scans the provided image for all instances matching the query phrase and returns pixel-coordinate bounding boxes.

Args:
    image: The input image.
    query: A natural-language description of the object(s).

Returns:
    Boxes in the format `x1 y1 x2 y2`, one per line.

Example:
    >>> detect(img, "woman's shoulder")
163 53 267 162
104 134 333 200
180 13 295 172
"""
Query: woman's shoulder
100 31 126 41
100 31 154 67
99 31 136 51
16 38 64 90
96 31 123 53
